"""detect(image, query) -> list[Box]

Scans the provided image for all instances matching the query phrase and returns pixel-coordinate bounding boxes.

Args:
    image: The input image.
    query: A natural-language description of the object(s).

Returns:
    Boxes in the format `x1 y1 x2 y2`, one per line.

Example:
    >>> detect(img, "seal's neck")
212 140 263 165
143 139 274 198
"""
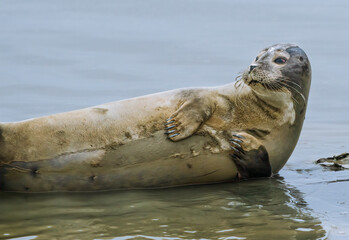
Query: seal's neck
251 85 294 109
217 81 295 111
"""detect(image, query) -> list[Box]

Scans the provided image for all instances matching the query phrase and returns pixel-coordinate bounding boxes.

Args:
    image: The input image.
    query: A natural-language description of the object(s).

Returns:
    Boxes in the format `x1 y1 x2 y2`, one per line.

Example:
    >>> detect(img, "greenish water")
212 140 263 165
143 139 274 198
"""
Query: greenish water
1 0 349 239
0 178 326 240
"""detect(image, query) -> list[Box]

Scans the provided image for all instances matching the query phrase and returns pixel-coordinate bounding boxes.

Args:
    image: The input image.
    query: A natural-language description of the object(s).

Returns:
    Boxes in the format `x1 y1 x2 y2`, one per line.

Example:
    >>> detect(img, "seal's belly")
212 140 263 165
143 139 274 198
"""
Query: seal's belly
0 131 237 192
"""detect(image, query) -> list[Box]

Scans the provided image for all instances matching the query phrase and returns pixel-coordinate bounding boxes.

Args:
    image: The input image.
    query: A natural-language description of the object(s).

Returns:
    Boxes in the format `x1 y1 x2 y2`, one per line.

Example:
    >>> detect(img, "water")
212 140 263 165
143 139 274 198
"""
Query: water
0 179 325 240
0 0 348 239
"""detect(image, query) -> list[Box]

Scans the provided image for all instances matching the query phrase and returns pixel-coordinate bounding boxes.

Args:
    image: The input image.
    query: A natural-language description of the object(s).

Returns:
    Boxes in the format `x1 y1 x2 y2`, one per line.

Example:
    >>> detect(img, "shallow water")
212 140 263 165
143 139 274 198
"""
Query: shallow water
0 179 326 240
0 0 348 239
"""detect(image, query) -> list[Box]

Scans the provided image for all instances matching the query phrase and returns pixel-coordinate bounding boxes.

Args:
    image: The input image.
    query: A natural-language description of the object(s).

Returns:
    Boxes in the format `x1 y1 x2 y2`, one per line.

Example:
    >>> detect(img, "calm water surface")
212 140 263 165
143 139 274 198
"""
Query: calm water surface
0 0 348 239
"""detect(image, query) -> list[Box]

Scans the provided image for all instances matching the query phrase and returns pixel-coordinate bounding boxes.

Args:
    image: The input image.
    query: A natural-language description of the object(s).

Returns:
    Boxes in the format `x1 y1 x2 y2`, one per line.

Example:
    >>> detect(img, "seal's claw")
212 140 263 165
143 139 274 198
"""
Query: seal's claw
232 134 245 139
231 146 245 155
169 133 180 138
164 117 181 140
231 146 240 154
165 125 176 130
230 140 242 148
229 135 245 155
230 138 243 143
164 120 175 126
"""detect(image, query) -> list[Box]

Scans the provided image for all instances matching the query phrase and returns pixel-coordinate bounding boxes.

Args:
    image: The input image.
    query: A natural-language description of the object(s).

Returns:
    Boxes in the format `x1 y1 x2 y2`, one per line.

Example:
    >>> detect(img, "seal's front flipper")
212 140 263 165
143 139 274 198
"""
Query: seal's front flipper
165 99 214 142
229 133 272 179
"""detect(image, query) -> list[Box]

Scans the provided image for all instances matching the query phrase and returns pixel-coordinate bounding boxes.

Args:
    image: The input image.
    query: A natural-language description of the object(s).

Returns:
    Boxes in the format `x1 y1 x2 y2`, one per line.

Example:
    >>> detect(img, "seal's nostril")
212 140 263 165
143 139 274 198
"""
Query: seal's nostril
249 65 257 72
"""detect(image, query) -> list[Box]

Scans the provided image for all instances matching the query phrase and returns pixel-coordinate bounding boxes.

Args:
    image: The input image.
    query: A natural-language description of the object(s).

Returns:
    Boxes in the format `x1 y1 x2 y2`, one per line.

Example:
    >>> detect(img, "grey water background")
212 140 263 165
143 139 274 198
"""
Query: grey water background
0 0 348 239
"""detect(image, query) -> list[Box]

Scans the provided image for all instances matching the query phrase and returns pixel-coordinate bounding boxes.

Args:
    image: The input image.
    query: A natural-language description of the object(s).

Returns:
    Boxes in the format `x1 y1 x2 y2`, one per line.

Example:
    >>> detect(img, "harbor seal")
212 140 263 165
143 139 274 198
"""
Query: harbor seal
0 43 311 192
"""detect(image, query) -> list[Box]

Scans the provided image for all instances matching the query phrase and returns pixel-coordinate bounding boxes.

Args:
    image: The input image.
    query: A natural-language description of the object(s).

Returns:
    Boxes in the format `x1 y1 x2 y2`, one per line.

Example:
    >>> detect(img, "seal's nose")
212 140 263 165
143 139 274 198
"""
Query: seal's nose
249 65 257 72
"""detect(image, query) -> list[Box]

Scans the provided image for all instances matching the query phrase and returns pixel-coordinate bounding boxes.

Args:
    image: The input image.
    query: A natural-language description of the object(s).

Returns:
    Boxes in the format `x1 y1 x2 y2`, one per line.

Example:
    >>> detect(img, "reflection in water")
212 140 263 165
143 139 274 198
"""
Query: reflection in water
0 177 325 240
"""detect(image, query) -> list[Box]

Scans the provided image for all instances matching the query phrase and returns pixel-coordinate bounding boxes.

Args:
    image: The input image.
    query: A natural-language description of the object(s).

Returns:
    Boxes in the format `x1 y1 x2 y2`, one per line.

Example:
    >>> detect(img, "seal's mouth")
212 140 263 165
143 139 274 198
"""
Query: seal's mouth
243 72 261 86
248 79 260 85
243 73 278 90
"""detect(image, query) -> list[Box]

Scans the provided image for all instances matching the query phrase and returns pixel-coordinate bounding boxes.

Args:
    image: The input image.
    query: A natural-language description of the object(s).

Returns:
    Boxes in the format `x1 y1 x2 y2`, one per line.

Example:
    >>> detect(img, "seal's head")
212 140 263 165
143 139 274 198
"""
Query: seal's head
242 43 311 103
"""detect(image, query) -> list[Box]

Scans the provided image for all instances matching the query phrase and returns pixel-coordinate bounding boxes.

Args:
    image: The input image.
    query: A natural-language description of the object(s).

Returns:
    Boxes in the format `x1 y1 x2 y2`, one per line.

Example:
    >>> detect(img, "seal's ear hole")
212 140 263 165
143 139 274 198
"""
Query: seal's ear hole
299 56 304 62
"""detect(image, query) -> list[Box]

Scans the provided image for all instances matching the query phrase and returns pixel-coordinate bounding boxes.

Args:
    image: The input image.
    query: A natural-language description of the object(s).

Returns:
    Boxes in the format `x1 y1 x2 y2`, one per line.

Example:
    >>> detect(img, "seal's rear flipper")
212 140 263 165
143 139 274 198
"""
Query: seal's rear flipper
229 133 272 179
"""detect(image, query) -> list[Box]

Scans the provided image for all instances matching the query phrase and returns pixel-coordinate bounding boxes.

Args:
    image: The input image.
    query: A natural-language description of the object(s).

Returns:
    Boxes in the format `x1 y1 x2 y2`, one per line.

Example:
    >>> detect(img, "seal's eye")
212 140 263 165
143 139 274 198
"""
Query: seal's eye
255 56 259 61
274 57 287 64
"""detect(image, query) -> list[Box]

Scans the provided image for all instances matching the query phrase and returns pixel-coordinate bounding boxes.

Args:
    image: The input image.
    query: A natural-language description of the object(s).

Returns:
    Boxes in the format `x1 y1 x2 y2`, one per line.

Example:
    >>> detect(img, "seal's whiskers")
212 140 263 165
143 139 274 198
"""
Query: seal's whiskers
281 79 302 89
272 82 300 104
234 75 249 108
278 81 306 104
